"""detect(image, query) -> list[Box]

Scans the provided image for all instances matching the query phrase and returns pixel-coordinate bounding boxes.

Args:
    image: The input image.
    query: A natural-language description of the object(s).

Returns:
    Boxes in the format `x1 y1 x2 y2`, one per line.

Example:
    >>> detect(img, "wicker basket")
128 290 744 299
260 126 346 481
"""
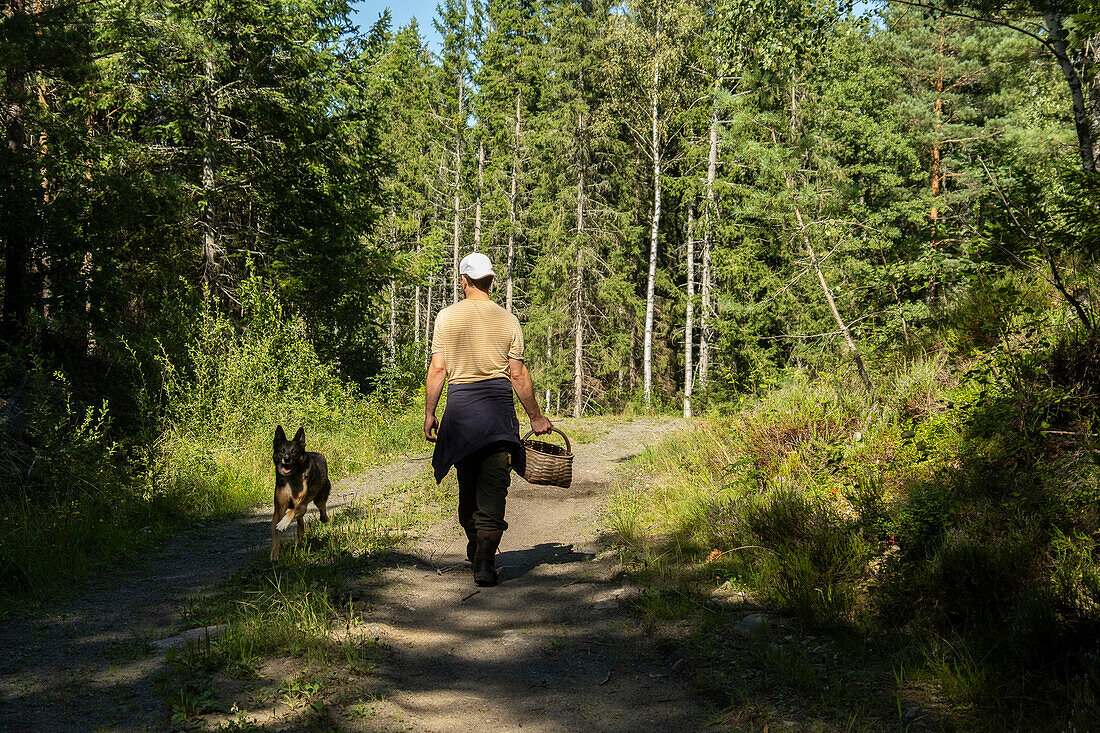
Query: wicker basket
521 428 573 488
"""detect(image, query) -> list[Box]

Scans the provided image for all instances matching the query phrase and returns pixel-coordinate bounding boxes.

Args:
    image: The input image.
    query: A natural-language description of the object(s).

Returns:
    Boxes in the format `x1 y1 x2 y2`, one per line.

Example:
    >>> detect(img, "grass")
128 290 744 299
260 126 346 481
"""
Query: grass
0 403 426 617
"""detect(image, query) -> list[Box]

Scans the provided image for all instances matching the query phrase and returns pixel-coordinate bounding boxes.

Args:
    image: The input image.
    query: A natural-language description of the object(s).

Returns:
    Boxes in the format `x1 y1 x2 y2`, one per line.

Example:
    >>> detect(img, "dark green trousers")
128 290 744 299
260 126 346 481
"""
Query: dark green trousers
456 443 512 533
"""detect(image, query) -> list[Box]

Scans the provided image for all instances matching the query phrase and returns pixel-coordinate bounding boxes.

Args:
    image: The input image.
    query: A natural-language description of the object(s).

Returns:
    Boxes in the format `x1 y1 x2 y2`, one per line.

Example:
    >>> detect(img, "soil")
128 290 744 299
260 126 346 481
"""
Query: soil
0 417 709 732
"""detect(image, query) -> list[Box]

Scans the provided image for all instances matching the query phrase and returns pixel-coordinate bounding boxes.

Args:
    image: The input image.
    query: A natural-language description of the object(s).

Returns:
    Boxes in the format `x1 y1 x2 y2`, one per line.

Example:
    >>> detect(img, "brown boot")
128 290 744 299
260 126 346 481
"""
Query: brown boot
473 530 503 587
464 526 478 564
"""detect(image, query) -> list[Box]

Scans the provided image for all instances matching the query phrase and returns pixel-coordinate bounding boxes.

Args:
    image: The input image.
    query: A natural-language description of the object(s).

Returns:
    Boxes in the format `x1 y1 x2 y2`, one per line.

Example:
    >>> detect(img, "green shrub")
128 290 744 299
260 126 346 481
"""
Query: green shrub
160 275 354 440
153 274 422 515
0 345 164 603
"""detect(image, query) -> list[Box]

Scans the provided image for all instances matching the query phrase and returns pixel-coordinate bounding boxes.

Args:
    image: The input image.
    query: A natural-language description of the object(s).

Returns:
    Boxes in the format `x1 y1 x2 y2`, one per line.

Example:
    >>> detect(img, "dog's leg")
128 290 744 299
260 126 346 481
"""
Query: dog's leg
278 497 311 533
271 490 290 561
317 498 329 523
276 499 302 532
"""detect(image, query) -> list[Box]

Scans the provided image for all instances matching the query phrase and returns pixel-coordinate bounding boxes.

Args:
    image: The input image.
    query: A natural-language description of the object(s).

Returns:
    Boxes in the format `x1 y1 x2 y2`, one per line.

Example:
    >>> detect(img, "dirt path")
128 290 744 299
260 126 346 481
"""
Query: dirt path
0 417 703 731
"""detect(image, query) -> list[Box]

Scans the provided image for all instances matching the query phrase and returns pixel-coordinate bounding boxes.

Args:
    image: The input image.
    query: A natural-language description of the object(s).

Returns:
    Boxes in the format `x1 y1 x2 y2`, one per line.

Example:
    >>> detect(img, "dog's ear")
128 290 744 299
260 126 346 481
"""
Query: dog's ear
293 427 305 446
274 425 286 444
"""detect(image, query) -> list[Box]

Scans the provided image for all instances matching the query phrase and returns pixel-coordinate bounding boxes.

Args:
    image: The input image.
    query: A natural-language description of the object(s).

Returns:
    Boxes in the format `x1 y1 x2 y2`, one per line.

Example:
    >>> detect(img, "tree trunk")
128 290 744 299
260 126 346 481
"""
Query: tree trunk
699 105 717 392
573 115 585 419
545 329 552 411
474 139 484 252
507 91 521 313
414 284 421 344
642 17 661 409
452 73 465 303
37 73 50 322
684 204 695 418
1088 30 1100 172
786 174 875 397
2 0 30 340
784 86 873 397
414 235 422 344
80 251 95 355
388 280 397 369
1045 13 1097 174
425 273 434 365
929 19 945 302
199 56 220 287
80 97 95 352
629 324 637 393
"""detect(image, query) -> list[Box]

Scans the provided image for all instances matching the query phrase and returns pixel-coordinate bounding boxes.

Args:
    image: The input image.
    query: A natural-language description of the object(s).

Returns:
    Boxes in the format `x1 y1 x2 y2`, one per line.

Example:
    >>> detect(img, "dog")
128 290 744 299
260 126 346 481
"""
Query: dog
270 425 331 561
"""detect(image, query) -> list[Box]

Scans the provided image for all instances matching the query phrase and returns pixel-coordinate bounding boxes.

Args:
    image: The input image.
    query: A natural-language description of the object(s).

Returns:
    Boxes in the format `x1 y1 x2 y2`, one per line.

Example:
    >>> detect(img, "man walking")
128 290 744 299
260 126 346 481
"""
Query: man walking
425 252 553 587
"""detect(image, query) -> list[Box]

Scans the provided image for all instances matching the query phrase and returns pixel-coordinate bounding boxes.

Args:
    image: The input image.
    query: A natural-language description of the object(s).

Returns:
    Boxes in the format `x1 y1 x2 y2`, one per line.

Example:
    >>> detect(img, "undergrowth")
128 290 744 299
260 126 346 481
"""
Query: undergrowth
0 275 423 612
607 281 1100 730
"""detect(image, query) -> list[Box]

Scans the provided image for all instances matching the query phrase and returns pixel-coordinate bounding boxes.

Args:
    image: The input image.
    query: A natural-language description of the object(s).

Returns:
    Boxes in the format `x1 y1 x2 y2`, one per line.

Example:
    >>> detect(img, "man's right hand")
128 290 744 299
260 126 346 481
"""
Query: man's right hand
424 414 439 442
530 415 553 436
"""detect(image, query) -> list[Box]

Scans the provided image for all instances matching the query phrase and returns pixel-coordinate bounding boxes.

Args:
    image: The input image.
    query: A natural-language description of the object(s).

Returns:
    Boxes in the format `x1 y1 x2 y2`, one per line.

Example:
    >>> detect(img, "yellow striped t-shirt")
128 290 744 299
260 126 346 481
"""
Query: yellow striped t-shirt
431 299 525 385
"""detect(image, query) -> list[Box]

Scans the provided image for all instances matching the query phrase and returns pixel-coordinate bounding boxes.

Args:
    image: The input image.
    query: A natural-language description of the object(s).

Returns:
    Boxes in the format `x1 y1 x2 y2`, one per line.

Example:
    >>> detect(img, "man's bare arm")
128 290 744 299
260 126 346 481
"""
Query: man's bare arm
509 358 552 435
424 352 447 441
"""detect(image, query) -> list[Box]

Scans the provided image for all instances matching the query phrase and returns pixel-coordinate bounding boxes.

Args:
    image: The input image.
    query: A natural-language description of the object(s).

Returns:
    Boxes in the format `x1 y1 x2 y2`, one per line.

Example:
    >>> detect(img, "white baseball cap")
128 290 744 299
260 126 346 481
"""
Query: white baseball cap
460 252 495 280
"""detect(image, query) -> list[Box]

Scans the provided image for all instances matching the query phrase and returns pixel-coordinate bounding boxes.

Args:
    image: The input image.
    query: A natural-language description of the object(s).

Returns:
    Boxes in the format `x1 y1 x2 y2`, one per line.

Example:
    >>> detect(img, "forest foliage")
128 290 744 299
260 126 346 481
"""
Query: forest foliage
3 0 1097 416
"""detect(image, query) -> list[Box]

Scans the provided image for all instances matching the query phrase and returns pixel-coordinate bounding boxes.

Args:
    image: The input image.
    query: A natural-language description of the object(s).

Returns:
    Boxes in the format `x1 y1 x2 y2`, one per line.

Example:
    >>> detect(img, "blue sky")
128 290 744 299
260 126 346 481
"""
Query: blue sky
347 1 878 56
351 0 444 53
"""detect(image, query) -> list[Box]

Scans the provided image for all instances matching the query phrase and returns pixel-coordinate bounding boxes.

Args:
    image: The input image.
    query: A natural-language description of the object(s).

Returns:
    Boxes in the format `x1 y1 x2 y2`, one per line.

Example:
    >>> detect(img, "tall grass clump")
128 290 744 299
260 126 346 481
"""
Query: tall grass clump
707 489 872 626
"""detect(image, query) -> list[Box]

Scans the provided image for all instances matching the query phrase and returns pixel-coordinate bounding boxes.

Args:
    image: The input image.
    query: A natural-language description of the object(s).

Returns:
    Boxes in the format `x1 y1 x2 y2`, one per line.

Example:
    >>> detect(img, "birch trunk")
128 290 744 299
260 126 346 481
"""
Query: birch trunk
1045 13 1097 174
3 0 28 339
452 74 465 303
474 140 484 251
425 273 434 365
573 115 586 419
684 205 695 418
388 280 397 368
699 105 717 392
642 16 661 408
199 56 220 287
786 174 875 397
1090 31 1100 172
784 87 873 396
929 19 945 303
37 72 50 322
507 92 521 312
414 284 421 344
414 235 422 344
629 325 637 392
545 329 551 410
81 96 96 352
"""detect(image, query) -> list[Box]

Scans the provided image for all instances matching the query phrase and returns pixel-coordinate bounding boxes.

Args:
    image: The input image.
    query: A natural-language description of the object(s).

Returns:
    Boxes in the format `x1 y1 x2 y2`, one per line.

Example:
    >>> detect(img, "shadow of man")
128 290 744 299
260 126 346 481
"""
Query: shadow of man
495 542 595 583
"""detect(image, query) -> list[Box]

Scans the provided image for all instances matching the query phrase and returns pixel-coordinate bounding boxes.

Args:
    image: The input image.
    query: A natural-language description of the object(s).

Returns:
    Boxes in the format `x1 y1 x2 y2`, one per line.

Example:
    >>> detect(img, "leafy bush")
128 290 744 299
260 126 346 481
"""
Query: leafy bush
161 275 354 440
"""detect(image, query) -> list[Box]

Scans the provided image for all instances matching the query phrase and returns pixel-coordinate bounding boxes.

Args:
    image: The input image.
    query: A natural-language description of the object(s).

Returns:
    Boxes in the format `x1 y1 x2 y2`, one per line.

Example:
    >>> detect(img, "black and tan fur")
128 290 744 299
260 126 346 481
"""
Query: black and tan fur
271 425 331 561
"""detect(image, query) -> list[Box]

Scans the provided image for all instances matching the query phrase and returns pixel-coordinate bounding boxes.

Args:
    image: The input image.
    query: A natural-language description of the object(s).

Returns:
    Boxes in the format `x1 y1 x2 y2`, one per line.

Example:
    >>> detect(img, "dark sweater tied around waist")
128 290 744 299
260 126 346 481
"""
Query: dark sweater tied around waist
432 377 525 483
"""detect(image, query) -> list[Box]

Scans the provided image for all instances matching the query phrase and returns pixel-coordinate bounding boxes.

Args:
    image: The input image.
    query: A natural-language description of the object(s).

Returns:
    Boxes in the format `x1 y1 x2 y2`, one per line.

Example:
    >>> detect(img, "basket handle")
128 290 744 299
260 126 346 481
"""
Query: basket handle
521 427 572 454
